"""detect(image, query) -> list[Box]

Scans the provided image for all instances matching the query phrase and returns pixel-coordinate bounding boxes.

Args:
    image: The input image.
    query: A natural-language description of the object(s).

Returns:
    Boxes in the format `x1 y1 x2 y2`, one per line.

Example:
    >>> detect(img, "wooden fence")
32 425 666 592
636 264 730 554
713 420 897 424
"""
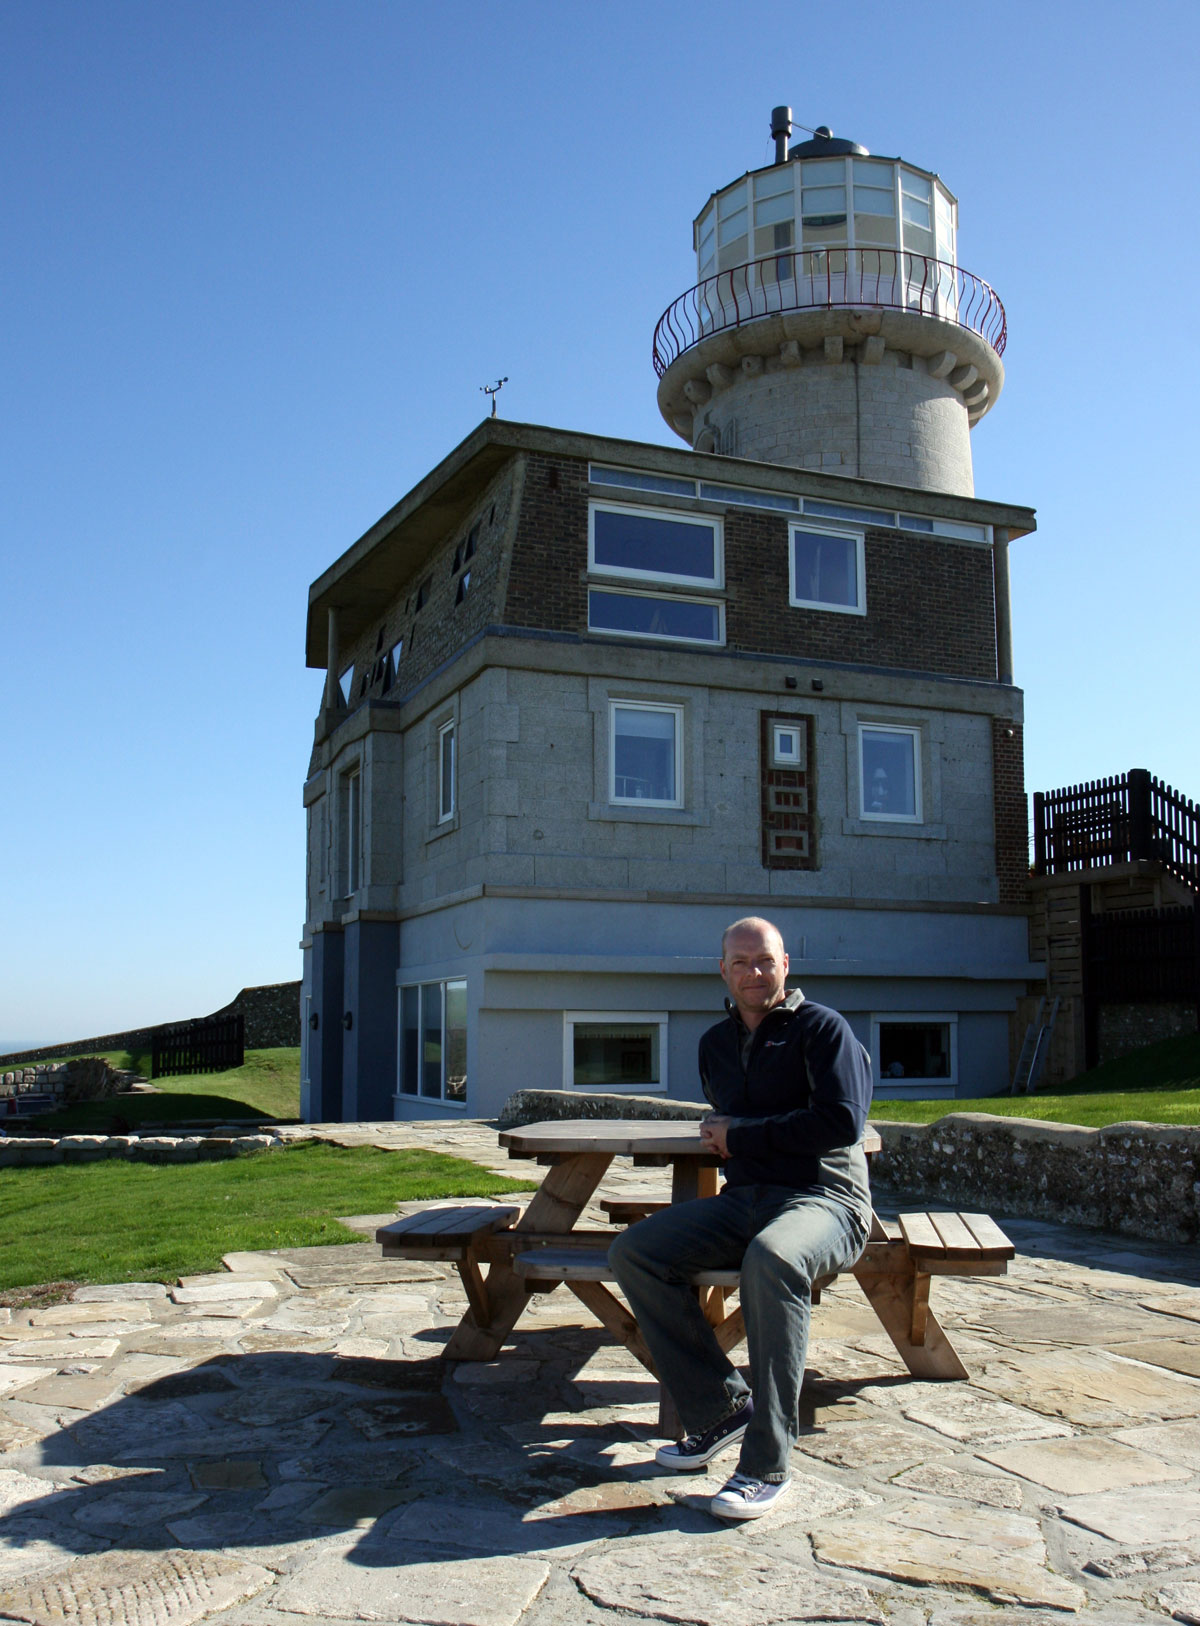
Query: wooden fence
152 1014 244 1079
1033 768 1199 890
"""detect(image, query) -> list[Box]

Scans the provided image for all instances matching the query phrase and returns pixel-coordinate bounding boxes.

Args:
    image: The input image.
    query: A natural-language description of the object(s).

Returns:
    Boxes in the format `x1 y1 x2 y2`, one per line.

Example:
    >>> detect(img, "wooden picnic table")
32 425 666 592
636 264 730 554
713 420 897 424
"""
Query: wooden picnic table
377 1118 1012 1395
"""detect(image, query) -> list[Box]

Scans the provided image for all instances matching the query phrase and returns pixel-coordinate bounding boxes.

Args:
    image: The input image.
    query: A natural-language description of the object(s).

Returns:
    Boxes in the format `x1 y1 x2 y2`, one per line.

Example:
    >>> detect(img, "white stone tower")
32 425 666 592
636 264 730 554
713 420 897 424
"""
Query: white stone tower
654 112 1006 497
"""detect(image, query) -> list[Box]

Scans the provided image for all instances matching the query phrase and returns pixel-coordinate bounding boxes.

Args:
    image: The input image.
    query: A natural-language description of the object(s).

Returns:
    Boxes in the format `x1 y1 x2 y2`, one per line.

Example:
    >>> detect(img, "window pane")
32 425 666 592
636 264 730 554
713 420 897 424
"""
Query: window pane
421 983 443 1097
861 729 918 818
801 185 845 215
400 985 420 1094
716 235 748 269
754 167 792 199
792 530 859 609
592 508 716 581
573 1023 659 1086
901 171 932 200
853 159 893 185
879 1022 950 1079
855 215 898 247
590 467 696 498
902 195 932 229
802 158 844 185
717 184 746 218
804 498 892 525
754 190 793 226
613 706 677 802
854 186 894 216
439 725 454 819
590 590 720 644
444 981 467 1102
700 483 799 512
717 206 748 244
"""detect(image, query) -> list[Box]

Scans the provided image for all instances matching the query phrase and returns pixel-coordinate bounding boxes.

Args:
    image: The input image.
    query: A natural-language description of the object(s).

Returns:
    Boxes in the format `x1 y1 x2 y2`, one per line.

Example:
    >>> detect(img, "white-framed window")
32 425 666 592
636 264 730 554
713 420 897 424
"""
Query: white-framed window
789 523 865 615
338 765 362 894
859 724 921 822
588 586 723 647
870 1013 957 1093
770 721 806 769
398 979 467 1103
589 502 723 589
610 701 683 807
437 719 455 823
564 1012 668 1092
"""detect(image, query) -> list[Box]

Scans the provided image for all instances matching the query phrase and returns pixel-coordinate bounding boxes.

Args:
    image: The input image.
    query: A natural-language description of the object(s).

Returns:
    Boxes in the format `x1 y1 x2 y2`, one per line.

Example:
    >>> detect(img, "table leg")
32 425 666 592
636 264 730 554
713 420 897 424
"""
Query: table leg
443 1152 613 1362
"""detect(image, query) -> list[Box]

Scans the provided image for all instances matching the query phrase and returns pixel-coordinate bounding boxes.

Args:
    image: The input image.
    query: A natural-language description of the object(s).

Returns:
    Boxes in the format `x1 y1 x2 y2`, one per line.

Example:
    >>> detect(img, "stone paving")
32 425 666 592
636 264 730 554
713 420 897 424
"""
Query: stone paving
1 1118 1200 1624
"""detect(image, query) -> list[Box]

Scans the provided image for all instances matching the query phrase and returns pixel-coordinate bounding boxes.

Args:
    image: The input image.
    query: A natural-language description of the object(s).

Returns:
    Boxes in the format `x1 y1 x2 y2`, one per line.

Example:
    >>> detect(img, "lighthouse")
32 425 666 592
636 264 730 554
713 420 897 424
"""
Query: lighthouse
654 112 1005 497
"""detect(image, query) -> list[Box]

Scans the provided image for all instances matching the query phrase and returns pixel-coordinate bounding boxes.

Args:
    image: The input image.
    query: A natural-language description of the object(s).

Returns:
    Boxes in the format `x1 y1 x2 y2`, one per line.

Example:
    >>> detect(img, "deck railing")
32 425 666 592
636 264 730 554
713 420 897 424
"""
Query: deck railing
652 250 1007 379
1033 769 1200 891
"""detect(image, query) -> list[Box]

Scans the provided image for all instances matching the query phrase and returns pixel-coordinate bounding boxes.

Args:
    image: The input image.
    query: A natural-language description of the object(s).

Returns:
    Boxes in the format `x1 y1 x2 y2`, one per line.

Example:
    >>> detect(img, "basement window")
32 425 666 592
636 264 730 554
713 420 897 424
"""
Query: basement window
564 1012 668 1092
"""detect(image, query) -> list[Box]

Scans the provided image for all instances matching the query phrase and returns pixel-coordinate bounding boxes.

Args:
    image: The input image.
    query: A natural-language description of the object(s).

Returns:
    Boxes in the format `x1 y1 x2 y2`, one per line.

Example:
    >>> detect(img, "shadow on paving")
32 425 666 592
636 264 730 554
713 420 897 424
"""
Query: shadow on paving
8 1343 735 1569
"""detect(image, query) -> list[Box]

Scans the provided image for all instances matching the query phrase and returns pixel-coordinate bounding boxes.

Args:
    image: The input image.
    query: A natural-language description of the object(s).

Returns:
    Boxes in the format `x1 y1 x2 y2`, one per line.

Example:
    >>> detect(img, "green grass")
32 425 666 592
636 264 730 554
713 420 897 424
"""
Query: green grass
0 1141 535 1292
23 1047 302 1133
873 1032 1200 1129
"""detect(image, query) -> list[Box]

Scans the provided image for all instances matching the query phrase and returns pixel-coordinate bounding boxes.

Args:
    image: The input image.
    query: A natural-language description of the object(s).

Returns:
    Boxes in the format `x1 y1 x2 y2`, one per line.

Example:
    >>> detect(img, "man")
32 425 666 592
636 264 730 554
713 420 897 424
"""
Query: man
608 916 873 1521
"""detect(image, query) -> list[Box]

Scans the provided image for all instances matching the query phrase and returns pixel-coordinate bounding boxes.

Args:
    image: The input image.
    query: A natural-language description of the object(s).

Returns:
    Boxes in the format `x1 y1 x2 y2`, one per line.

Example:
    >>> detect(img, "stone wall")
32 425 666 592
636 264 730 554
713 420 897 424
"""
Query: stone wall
1097 1001 1197 1064
498 1088 709 1128
872 1112 1200 1244
0 982 301 1069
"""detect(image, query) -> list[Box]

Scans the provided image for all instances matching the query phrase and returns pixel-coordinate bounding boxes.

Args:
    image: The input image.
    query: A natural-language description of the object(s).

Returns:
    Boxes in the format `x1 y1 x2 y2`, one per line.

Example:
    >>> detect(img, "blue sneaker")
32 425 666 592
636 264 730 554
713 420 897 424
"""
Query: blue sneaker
654 1397 753 1471
710 1471 792 1520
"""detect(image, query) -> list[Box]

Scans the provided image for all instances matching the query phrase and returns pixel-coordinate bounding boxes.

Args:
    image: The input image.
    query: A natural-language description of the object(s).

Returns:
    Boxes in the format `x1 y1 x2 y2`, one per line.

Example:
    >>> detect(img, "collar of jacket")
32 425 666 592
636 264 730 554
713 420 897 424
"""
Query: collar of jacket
724 986 805 1031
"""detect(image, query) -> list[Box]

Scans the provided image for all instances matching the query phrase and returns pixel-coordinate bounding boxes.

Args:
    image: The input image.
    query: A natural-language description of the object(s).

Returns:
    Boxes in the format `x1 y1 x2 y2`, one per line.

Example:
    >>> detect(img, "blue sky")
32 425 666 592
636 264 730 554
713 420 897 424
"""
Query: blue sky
3 1 1197 1045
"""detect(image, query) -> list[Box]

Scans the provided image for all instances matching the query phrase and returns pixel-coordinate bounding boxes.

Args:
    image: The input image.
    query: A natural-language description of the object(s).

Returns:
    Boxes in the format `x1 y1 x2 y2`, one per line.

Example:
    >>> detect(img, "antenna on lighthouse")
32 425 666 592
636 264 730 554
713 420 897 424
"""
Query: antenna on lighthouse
481 378 508 418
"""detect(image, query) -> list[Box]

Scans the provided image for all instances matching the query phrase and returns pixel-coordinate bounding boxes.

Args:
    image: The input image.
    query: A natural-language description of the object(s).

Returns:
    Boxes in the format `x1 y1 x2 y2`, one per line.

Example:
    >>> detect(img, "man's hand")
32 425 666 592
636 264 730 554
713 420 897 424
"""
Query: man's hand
699 1115 733 1159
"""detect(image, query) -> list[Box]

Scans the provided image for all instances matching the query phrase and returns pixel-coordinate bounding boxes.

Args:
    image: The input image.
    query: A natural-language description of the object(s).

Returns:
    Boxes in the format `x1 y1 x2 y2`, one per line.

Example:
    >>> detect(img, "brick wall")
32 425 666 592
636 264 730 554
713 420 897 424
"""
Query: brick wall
992 718 1029 906
502 453 590 632
502 454 998 683
336 461 519 709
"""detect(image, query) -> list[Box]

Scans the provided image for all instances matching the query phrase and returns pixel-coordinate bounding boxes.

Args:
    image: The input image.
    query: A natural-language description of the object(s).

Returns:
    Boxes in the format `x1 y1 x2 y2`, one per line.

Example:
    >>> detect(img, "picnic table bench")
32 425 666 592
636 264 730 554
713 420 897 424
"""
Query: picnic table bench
376 1120 1015 1390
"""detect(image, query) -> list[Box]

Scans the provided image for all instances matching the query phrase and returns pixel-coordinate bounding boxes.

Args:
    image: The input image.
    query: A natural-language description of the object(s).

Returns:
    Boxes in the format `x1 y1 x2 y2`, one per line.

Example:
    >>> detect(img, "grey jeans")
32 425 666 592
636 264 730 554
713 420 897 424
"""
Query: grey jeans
608 1184 868 1481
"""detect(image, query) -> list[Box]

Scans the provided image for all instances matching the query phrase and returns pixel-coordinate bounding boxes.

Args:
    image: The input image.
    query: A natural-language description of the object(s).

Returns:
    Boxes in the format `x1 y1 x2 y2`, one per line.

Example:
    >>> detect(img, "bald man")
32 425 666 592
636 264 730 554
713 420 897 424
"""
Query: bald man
609 916 872 1520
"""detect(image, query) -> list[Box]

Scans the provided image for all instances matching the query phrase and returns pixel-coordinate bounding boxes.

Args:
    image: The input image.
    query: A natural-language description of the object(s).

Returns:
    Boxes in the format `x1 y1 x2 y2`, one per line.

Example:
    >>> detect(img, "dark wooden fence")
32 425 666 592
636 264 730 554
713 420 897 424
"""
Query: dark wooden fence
152 1014 244 1079
1081 901 1199 1068
1084 905 1199 1003
1033 768 1199 889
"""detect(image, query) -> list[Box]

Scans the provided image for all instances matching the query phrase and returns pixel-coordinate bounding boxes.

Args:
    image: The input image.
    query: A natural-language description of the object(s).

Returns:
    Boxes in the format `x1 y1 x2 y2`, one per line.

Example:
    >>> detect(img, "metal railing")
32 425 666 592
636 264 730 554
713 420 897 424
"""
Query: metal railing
652 250 1007 379
1033 769 1200 891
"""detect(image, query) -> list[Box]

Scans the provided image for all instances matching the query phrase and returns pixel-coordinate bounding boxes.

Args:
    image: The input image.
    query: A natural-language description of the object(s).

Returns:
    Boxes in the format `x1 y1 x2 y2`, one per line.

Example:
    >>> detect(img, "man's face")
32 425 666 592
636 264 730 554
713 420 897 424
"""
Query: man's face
720 925 789 1019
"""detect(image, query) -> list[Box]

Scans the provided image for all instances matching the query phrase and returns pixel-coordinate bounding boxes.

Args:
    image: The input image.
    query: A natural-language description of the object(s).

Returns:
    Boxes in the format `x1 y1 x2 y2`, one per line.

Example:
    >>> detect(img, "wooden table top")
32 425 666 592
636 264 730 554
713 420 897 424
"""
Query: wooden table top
499 1118 882 1158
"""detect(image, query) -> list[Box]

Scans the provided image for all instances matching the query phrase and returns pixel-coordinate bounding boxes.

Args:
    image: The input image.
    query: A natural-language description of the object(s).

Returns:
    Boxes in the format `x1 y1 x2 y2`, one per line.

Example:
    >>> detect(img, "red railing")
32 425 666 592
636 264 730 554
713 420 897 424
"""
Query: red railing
652 250 1007 379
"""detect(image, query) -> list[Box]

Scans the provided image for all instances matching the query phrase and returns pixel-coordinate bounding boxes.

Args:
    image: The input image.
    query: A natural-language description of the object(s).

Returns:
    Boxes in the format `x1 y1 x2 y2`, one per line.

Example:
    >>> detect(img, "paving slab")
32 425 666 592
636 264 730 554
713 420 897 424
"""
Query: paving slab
1159 1580 1200 1624
1084 1542 1200 1577
1113 1339 1200 1378
270 1547 550 1626
811 1501 1087 1611
572 1538 884 1625
979 1432 1193 1493
70 1489 209 1532
189 1460 268 1490
0 1549 274 1626
891 1456 1023 1507
0 1365 57 1396
1057 1486 1200 1544
971 1346 1200 1425
70 1284 168 1302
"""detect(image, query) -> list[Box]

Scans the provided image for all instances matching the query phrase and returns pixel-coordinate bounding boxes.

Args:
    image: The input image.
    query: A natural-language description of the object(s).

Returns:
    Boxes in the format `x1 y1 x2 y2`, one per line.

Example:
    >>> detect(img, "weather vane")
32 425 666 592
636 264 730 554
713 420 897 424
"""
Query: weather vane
481 377 508 418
